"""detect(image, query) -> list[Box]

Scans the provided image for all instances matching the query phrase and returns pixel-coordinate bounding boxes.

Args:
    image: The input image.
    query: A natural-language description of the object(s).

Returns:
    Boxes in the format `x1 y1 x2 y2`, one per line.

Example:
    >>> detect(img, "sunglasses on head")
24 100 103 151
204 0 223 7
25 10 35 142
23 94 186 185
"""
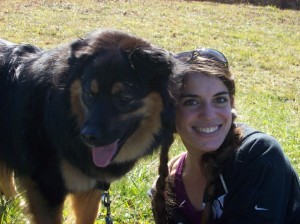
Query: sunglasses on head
175 48 228 67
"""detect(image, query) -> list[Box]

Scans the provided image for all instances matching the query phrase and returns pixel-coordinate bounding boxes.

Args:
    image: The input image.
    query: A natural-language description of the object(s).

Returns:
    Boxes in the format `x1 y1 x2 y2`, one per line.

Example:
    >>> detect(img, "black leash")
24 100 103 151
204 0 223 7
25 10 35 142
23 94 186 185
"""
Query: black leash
101 191 113 224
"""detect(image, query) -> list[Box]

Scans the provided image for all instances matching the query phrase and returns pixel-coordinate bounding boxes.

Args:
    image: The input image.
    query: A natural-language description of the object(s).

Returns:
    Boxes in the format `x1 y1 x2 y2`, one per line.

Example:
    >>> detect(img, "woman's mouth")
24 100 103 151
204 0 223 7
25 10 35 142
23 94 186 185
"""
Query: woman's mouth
194 125 220 134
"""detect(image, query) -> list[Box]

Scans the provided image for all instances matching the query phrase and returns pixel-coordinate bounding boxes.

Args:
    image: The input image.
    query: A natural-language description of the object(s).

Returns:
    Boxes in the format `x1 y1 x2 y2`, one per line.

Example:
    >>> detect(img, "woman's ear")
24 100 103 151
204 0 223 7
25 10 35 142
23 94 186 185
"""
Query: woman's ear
230 96 235 108
230 96 237 119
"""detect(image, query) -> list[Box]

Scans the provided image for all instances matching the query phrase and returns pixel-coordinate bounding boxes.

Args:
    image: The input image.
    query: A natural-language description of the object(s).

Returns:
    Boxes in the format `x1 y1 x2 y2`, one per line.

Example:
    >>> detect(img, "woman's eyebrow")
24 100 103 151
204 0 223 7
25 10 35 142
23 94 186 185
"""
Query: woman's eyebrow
215 91 230 96
179 94 198 99
180 91 229 99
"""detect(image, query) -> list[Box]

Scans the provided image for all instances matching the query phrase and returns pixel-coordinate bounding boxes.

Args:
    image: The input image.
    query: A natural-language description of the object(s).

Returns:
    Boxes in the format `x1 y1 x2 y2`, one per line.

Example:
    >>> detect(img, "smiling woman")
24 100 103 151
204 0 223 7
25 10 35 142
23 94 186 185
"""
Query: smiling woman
150 48 300 224
175 73 233 156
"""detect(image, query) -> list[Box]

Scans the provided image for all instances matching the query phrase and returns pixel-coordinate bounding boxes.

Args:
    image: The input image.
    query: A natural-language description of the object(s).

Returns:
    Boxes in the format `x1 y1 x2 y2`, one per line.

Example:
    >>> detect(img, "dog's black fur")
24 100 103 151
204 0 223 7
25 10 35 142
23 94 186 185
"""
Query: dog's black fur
0 29 176 223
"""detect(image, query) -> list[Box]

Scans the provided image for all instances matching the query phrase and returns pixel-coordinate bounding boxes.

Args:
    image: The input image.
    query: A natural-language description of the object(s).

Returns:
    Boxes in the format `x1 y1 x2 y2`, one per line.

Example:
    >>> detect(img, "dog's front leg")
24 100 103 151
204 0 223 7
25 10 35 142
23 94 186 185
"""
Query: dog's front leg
0 162 17 199
19 177 65 224
71 189 102 224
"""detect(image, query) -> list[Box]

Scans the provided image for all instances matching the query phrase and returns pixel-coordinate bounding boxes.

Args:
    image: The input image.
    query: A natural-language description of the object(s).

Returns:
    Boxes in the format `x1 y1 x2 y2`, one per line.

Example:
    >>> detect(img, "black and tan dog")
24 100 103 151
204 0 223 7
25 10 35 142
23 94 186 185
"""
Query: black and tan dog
0 29 176 223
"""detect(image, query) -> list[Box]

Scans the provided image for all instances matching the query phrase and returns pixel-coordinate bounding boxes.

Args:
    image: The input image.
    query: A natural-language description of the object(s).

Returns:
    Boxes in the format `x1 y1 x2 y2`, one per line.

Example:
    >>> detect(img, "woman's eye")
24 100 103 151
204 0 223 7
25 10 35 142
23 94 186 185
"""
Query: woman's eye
214 97 228 104
183 99 198 106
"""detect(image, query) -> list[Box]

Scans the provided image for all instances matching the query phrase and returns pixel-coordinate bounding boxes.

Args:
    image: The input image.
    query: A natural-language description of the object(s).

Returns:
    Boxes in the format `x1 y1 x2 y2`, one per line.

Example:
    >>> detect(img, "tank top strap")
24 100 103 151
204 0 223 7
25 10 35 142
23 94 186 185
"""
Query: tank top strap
175 152 187 179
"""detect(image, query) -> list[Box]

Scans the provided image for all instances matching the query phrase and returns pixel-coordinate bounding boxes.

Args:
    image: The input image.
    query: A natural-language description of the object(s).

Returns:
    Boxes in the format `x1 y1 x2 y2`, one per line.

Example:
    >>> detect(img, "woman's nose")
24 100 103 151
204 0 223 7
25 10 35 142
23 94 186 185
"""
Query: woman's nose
199 103 215 120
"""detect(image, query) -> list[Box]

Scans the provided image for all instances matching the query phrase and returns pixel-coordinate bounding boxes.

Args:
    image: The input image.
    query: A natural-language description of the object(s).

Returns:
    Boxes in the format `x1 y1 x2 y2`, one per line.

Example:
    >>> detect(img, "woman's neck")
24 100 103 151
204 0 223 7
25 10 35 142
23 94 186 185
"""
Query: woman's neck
185 151 205 174
182 152 207 210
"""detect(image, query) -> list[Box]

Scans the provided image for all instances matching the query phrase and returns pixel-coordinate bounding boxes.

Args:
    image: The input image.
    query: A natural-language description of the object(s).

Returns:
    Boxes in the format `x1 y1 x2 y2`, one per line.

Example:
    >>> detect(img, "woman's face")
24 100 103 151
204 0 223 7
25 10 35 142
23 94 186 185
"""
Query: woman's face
175 73 233 157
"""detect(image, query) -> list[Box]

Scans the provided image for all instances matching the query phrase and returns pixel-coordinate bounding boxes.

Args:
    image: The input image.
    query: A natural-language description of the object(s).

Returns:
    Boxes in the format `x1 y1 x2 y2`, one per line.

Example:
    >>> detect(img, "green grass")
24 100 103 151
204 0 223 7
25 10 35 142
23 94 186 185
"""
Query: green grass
0 194 27 224
0 0 299 223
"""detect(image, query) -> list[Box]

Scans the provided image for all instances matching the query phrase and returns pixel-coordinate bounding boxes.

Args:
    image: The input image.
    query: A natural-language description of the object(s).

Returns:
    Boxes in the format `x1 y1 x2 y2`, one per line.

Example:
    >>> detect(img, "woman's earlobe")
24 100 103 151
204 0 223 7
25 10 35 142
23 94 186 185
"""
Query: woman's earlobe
231 108 237 120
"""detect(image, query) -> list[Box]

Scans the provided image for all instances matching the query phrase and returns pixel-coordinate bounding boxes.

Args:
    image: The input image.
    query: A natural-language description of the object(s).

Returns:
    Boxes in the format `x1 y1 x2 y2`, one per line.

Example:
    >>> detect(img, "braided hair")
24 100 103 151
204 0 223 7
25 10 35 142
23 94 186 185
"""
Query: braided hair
152 49 244 224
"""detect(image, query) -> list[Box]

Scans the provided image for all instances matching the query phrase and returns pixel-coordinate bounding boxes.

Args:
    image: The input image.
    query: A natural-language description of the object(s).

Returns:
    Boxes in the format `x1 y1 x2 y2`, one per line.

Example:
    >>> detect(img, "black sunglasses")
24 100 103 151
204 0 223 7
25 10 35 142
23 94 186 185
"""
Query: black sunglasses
175 48 228 67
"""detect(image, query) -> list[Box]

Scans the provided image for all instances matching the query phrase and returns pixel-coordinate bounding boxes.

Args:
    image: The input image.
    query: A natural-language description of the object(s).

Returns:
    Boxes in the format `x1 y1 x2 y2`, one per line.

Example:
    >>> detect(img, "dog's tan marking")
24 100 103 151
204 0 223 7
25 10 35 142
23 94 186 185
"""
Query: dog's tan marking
114 92 163 163
19 177 64 224
91 79 99 95
70 79 86 127
71 189 102 224
61 160 97 192
111 82 124 94
0 162 17 199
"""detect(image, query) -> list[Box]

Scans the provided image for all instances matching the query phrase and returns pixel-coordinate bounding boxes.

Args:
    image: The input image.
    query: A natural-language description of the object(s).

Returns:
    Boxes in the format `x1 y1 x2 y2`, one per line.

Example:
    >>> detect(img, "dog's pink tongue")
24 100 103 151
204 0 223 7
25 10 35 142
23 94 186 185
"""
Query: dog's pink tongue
92 142 117 168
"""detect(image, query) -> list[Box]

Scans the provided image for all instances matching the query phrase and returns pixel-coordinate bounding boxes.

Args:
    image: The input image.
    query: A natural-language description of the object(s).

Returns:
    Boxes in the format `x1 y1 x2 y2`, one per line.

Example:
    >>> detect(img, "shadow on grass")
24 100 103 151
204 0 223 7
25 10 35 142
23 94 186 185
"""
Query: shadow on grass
184 0 300 10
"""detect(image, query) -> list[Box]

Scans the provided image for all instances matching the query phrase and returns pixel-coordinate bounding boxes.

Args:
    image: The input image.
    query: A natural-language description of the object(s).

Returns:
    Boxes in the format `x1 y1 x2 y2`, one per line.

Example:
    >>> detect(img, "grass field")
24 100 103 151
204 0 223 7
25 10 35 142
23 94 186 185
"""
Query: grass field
0 0 299 223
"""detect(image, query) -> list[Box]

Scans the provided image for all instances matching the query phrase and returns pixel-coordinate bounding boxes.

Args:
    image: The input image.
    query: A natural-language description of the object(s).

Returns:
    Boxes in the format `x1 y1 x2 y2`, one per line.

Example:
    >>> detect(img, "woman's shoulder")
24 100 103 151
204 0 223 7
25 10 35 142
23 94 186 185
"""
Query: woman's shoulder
235 123 286 164
148 152 186 197
238 123 276 141
168 152 186 180
238 123 281 149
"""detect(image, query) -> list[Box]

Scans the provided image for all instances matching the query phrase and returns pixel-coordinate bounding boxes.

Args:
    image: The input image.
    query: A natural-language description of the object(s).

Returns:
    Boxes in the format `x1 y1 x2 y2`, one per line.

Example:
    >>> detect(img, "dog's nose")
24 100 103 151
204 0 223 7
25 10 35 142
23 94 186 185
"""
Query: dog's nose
81 133 98 145
80 125 101 145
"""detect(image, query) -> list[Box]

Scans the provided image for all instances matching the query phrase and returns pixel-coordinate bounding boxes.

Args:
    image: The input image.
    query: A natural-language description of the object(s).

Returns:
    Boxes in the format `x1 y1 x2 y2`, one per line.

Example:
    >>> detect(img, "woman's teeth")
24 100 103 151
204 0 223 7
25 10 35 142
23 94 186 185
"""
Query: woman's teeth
195 126 219 133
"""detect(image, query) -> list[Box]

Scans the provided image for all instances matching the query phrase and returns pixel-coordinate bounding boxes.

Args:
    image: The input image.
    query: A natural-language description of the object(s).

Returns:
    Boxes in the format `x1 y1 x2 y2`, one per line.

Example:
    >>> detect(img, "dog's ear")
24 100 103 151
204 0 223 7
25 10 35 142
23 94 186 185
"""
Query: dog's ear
70 38 93 62
128 47 175 83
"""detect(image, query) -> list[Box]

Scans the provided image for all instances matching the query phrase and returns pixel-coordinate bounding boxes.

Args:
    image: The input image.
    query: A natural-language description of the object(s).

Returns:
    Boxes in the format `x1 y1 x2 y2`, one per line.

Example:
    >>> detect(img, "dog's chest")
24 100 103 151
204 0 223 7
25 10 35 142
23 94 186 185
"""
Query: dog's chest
61 160 98 192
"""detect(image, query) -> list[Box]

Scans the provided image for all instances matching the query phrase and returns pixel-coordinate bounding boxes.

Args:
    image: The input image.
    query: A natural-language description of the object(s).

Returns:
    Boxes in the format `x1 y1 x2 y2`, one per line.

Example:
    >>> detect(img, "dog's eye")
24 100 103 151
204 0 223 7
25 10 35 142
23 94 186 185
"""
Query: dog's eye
84 91 94 99
113 93 135 107
82 91 96 106
119 95 133 104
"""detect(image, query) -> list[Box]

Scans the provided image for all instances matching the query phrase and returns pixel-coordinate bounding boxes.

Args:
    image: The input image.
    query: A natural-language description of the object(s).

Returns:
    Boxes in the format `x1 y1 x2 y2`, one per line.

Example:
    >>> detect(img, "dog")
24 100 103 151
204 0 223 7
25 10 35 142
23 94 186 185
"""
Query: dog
0 29 177 224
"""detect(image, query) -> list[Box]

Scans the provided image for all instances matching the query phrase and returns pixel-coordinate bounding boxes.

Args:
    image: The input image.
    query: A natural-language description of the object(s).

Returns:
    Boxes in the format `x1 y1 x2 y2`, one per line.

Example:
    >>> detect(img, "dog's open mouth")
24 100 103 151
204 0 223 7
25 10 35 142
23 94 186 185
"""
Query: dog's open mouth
91 124 138 168
92 143 118 168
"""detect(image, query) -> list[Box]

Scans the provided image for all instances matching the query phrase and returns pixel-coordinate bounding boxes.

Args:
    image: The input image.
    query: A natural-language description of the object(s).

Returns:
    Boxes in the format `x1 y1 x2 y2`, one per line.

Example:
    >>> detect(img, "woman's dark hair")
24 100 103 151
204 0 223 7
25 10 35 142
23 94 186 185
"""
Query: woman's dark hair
152 49 244 224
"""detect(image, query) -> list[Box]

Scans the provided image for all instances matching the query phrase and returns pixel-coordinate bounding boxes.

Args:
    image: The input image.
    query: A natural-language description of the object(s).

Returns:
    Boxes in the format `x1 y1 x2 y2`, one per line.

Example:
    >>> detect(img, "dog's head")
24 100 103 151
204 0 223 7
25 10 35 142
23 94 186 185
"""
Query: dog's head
68 30 176 169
